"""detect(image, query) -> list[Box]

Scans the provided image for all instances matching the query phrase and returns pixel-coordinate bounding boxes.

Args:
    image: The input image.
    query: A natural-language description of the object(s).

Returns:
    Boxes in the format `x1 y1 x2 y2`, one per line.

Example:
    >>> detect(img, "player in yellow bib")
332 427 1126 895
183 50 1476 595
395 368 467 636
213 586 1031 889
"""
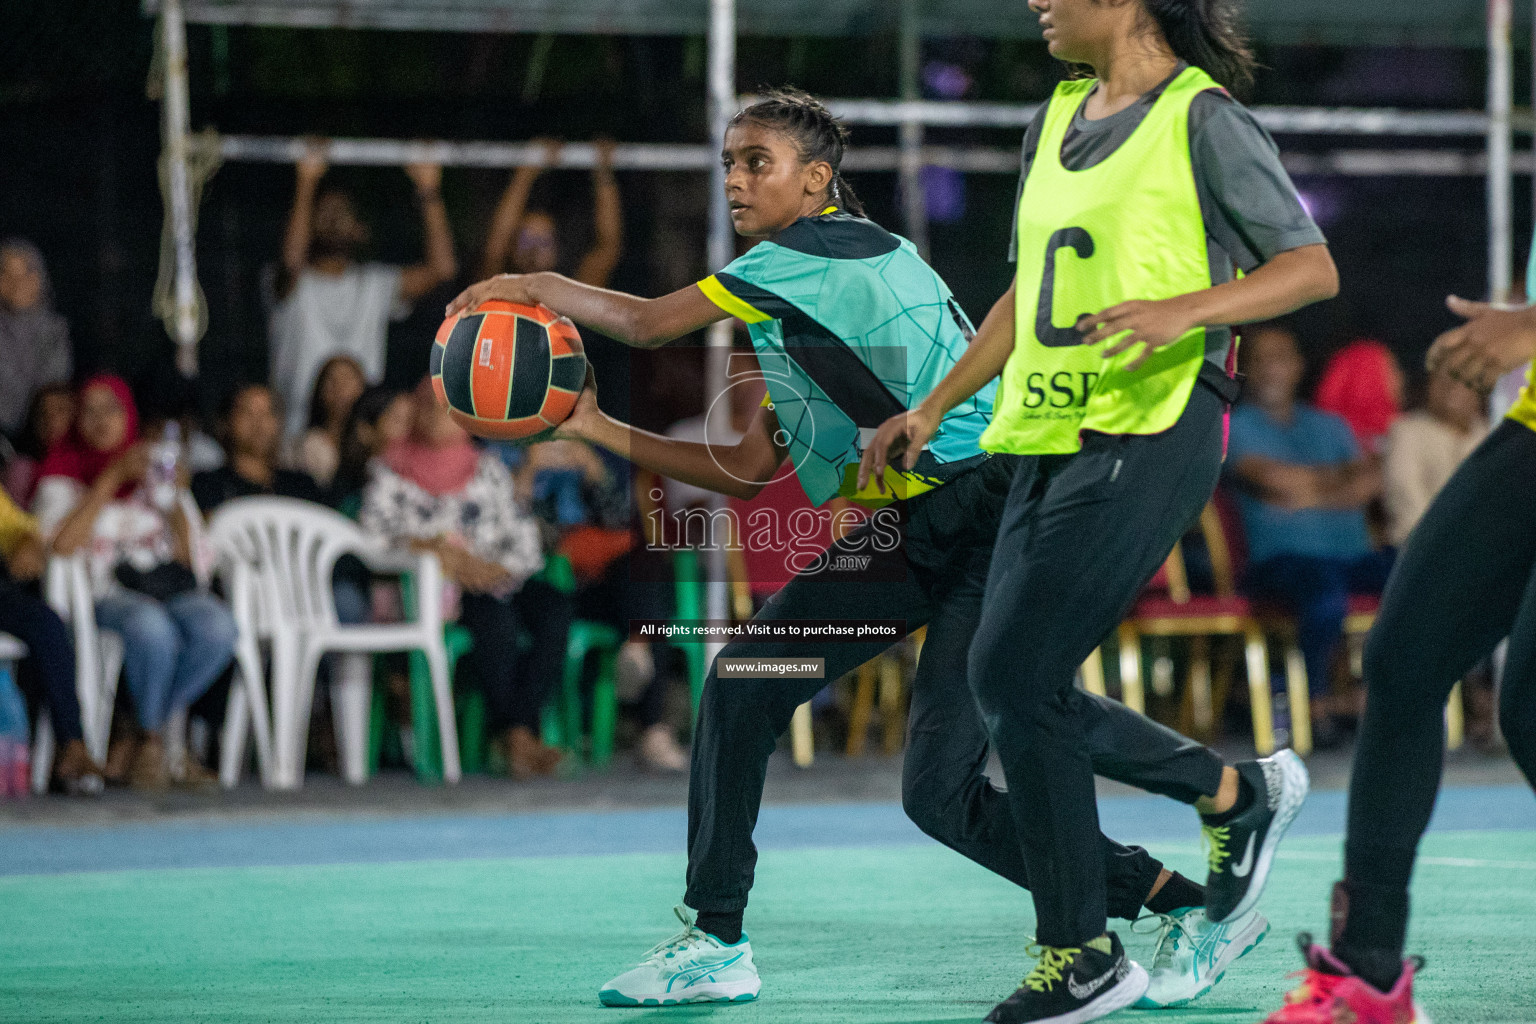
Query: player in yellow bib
862 0 1338 1021
1249 300 1536 1023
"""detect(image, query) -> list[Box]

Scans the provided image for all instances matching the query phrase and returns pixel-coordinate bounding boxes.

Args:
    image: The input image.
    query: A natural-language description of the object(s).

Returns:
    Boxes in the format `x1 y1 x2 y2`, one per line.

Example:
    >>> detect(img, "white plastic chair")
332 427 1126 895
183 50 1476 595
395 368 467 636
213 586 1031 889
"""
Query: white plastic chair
43 554 125 772
206 497 460 789
210 555 276 788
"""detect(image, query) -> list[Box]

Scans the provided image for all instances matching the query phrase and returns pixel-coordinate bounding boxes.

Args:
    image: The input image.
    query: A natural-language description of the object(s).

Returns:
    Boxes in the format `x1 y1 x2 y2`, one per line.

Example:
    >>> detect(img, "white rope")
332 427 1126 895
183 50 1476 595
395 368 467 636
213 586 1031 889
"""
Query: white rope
820 98 1523 136
216 134 1533 177
154 129 221 355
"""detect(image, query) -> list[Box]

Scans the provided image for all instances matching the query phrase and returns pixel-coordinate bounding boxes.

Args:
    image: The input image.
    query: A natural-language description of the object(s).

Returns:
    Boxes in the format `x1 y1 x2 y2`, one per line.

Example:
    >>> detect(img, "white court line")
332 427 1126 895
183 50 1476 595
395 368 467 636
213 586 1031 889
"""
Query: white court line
1142 844 1536 871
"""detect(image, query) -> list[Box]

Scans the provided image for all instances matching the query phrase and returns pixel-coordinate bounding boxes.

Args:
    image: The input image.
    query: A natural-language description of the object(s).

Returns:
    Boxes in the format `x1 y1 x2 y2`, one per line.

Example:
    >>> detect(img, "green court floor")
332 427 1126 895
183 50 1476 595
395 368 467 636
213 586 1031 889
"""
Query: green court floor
3 830 1533 1023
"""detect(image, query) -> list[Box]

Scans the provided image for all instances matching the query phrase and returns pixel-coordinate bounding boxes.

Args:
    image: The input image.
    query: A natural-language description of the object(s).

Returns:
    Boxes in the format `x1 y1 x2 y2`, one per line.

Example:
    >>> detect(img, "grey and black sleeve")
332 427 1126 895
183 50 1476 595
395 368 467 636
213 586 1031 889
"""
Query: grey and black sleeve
1189 91 1327 277
1006 103 1052 264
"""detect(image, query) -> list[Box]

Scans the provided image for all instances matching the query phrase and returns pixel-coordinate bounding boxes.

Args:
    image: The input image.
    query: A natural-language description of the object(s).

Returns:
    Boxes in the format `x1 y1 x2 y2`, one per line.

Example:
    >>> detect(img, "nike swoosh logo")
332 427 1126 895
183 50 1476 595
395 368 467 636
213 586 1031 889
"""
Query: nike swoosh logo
667 952 745 991
1066 967 1114 1001
1231 833 1257 878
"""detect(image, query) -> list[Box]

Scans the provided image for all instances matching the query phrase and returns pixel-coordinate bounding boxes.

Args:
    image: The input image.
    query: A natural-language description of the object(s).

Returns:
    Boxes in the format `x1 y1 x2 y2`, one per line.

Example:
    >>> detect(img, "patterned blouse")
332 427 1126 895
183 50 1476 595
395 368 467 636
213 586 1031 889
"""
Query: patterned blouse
359 452 544 589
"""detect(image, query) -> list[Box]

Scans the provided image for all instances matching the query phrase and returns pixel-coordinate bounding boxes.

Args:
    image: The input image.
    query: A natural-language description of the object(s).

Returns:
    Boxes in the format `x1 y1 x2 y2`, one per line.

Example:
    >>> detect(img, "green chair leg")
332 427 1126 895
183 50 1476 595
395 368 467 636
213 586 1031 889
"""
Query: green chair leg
554 620 622 766
367 664 388 778
560 640 586 759
407 622 476 782
457 691 487 774
408 649 444 783
672 549 707 715
588 645 620 767
540 702 563 748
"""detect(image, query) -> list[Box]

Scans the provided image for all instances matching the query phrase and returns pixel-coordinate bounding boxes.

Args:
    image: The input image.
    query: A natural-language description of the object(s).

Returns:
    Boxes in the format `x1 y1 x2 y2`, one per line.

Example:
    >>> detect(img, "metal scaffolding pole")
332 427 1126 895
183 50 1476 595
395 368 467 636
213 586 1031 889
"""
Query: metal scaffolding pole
703 0 736 646
1489 0 1514 302
160 0 201 373
898 0 928 257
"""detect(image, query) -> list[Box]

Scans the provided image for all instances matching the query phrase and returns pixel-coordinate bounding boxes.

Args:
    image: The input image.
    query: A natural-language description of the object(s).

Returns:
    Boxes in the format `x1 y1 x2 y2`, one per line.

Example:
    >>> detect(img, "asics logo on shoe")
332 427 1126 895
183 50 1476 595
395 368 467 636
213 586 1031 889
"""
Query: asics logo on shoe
1231 834 1257 877
666 952 745 991
1193 923 1231 972
1066 966 1116 1001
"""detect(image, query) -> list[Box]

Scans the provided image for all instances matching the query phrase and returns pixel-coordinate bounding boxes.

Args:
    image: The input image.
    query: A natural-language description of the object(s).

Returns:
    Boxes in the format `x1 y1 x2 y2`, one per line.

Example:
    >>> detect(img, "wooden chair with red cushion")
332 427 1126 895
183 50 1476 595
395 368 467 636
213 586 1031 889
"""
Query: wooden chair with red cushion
1117 503 1288 755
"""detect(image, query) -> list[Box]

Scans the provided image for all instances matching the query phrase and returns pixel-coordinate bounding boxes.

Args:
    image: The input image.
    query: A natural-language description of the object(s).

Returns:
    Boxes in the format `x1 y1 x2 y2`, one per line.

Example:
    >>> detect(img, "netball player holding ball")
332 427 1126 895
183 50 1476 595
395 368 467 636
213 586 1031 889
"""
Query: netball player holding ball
861 0 1336 1019
450 86 1291 1019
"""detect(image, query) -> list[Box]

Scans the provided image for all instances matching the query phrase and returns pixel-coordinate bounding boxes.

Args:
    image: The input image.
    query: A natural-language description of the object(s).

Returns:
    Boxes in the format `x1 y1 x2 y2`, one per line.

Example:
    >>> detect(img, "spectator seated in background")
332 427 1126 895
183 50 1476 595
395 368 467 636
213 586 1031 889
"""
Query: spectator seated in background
329 385 411 515
0 484 101 795
269 145 456 441
0 238 73 443
288 354 366 491
1383 364 1489 547
1226 324 1392 745
360 379 558 778
32 375 237 791
5 384 75 508
511 436 688 774
193 384 324 511
480 138 623 289
1313 338 1404 458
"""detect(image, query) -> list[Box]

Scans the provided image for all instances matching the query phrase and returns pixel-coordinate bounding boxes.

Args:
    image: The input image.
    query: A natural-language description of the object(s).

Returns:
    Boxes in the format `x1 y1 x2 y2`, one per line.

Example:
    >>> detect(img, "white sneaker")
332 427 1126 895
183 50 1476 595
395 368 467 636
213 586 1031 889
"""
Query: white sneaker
598 905 761 1007
1135 906 1269 1009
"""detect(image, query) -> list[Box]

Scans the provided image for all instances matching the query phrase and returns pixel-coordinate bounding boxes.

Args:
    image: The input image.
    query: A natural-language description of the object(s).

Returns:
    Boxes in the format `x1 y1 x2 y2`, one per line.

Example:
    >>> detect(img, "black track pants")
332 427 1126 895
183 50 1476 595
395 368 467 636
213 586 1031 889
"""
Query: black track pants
967 384 1229 946
683 448 1225 919
1341 419 1536 954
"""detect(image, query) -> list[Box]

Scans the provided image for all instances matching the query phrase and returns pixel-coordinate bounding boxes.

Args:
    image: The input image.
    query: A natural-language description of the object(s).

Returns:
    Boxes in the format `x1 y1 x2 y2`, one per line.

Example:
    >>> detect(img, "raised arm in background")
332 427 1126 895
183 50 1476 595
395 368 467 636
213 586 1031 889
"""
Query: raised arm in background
479 139 561 280
398 162 458 303
276 144 327 299
573 139 623 287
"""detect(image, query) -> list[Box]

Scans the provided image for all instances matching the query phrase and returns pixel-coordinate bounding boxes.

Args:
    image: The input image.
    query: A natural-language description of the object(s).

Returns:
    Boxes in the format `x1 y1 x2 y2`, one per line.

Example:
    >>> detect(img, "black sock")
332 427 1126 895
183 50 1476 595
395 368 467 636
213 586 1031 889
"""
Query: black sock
1334 943 1405 993
1145 871 1205 915
695 910 743 945
1330 876 1408 993
1200 773 1255 825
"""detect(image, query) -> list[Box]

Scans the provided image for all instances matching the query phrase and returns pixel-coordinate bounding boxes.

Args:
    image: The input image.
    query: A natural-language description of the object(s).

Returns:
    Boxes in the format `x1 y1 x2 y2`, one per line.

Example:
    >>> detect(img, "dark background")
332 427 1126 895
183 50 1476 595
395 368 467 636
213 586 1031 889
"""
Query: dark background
0 1 1525 430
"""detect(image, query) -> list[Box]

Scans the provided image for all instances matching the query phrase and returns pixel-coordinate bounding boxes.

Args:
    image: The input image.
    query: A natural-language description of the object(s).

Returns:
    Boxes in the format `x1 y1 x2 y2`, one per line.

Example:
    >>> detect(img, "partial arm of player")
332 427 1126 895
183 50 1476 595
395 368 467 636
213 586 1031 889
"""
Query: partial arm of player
1427 295 1536 394
1078 244 1340 371
856 281 1018 491
446 272 728 350
553 369 788 500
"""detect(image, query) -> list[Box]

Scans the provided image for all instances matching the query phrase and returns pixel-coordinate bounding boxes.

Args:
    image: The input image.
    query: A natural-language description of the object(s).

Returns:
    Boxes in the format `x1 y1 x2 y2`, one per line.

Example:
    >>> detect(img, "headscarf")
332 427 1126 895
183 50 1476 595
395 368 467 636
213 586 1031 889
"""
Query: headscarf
382 382 479 497
1314 339 1402 454
38 374 140 497
0 238 71 435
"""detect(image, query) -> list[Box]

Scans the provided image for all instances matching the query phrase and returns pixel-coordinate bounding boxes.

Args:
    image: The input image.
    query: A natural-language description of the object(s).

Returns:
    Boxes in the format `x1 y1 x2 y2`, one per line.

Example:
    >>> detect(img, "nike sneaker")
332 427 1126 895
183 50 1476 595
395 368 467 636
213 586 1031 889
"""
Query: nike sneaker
597 905 760 1007
1203 749 1309 922
1133 906 1268 1008
984 932 1148 1024
1260 933 1432 1023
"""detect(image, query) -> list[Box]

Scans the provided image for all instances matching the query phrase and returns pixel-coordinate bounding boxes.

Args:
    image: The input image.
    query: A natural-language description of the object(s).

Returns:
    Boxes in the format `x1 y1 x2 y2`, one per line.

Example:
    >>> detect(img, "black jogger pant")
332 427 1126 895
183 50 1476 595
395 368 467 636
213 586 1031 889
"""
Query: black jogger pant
967 383 1228 947
684 447 1225 921
0 580 83 744
1339 419 1536 958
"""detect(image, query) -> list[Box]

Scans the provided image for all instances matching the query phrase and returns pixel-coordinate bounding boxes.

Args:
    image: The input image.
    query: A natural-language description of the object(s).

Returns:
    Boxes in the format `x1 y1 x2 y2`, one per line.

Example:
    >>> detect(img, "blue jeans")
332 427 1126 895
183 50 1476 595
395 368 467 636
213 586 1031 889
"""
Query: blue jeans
96 589 238 732
1246 550 1396 697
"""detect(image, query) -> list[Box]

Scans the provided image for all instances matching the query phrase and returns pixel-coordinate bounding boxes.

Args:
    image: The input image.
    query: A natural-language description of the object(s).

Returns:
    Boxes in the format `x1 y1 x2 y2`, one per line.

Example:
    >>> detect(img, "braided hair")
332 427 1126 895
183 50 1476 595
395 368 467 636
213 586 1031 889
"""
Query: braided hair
1139 0 1256 93
730 87 866 217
